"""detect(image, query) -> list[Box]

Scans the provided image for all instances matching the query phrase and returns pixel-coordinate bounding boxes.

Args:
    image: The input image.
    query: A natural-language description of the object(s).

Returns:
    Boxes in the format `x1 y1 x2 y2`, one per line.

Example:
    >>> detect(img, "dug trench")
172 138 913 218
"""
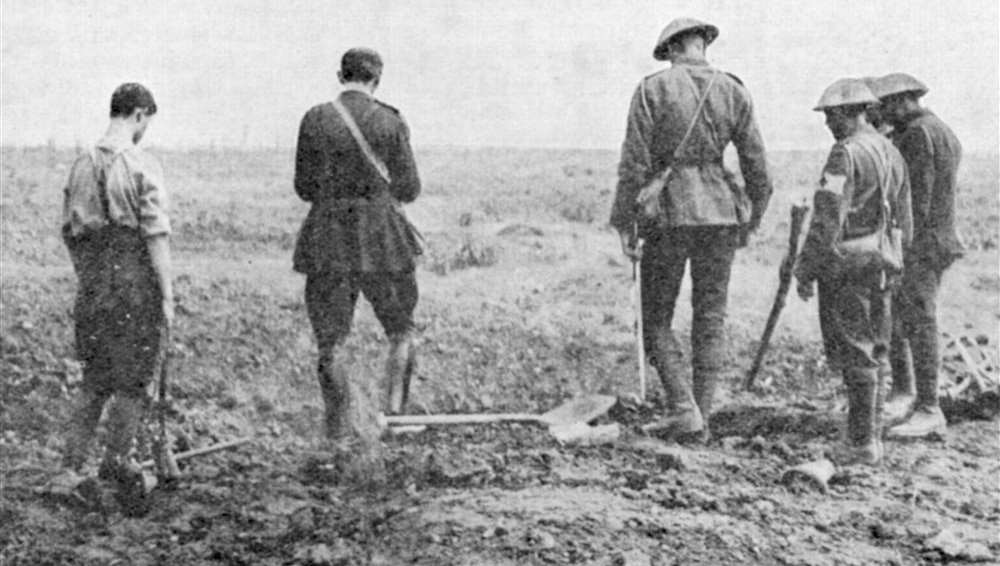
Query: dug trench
2 146 998 565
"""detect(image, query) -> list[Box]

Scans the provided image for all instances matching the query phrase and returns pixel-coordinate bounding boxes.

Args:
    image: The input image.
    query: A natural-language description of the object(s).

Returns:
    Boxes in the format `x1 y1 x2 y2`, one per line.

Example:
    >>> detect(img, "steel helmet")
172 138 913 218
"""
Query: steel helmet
813 78 879 111
871 73 929 100
653 18 719 61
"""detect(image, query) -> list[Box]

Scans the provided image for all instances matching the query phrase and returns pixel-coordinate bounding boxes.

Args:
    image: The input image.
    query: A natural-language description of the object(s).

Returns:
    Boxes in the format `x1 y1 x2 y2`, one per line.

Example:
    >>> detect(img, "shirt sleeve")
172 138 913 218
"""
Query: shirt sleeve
609 83 654 232
730 87 773 225
795 144 850 283
136 153 171 237
386 113 421 203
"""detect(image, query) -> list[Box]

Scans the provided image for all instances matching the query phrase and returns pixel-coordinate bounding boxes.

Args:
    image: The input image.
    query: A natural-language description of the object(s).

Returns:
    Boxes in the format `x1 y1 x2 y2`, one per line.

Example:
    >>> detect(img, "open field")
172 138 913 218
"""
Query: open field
2 145 999 565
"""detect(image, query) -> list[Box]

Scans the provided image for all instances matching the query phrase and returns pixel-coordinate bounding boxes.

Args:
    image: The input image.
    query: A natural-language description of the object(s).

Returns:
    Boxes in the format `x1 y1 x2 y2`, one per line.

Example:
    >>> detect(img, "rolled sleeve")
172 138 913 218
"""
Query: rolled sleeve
136 157 171 237
610 84 654 232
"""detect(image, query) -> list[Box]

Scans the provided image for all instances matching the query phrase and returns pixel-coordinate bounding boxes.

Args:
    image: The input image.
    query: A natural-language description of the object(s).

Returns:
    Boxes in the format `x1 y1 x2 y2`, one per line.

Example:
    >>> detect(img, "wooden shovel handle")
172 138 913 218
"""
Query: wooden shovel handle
383 413 541 427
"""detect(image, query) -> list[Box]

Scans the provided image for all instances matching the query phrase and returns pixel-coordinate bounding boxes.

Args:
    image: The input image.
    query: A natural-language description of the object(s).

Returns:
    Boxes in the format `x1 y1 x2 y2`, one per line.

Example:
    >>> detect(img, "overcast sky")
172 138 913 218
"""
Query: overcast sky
2 0 997 151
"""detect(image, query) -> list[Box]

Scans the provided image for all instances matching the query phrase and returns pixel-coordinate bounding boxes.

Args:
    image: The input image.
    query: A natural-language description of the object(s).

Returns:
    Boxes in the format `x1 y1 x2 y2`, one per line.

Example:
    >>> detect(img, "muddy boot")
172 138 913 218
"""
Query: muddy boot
385 331 416 414
889 321 947 439
63 390 109 471
832 368 881 466
318 347 351 441
643 328 704 441
885 327 916 425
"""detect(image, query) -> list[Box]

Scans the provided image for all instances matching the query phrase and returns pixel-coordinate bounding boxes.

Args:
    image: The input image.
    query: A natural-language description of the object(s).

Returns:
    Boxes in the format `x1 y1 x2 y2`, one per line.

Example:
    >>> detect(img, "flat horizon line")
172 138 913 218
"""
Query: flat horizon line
2 142 998 157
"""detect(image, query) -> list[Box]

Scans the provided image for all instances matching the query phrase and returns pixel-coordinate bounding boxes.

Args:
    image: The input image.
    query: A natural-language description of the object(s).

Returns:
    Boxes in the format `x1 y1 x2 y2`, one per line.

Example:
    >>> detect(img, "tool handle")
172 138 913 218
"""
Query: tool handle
630 221 647 402
384 413 540 427
139 437 252 469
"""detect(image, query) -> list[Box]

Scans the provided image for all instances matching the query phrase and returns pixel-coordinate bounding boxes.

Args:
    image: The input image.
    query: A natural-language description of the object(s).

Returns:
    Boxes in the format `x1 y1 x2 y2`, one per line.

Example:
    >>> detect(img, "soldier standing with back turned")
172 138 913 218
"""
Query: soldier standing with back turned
611 18 772 441
871 74 964 439
293 48 422 441
795 78 912 465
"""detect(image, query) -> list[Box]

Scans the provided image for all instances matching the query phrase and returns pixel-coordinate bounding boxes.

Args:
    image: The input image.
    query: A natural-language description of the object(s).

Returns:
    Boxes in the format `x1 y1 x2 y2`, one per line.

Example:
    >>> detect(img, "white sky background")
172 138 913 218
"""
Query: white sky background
2 0 998 151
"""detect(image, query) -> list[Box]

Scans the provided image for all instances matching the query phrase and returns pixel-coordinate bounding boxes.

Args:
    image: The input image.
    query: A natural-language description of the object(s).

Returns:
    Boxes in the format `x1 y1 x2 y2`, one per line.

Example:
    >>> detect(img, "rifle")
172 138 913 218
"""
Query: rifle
745 202 810 390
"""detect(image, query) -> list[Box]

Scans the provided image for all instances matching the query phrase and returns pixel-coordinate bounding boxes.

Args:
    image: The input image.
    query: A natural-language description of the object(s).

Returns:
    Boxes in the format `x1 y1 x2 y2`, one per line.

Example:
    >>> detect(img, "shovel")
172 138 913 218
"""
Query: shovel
380 394 617 432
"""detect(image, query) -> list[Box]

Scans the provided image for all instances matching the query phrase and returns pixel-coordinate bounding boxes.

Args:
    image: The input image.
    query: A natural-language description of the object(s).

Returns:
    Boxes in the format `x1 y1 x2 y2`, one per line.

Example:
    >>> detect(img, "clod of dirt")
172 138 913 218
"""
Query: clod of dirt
923 527 995 562
628 438 689 472
610 548 652 566
782 459 835 493
525 527 557 550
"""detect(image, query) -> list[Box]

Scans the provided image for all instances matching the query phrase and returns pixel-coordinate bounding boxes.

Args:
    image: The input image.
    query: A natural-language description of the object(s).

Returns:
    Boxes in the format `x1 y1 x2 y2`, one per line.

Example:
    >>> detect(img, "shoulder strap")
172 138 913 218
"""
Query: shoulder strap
88 147 112 219
673 69 720 160
854 139 895 230
331 97 391 184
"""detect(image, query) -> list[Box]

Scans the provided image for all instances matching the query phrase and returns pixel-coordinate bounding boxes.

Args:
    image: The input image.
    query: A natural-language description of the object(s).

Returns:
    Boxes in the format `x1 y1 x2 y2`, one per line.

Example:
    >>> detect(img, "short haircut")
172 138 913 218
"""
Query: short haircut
110 83 157 117
341 48 383 83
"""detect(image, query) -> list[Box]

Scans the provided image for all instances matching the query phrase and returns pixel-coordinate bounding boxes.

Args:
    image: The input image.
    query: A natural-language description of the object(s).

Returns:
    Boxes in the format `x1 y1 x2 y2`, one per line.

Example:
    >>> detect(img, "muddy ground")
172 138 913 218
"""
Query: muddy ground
2 146 998 565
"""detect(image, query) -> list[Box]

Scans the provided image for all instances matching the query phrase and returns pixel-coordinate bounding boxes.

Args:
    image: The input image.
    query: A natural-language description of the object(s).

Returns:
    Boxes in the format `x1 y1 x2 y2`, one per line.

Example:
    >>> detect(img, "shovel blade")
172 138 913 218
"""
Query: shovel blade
539 394 617 427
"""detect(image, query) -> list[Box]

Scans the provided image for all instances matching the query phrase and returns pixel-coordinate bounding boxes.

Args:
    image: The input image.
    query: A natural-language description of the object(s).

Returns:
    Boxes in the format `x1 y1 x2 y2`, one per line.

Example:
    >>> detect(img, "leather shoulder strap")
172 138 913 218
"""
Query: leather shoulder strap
673 69 720 160
331 97 391 184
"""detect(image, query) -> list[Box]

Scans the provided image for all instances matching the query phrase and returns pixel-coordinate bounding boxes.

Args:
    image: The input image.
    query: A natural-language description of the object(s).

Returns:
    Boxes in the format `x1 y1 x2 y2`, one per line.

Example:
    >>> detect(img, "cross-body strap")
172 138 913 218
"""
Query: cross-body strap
672 69 720 161
853 140 895 232
331 97 391 185
640 69 720 162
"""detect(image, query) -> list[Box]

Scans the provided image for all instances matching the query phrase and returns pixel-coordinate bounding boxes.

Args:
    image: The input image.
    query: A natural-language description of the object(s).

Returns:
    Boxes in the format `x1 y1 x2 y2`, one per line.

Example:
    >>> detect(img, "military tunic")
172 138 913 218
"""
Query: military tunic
293 90 421 274
293 90 422 345
62 137 169 397
796 126 913 370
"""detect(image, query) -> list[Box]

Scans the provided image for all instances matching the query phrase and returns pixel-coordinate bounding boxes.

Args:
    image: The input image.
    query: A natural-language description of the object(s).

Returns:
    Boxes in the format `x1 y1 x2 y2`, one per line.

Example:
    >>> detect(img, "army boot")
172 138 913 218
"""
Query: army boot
385 331 416 414
642 328 704 441
888 324 946 439
318 347 351 441
887 405 947 439
832 368 881 466
885 328 916 425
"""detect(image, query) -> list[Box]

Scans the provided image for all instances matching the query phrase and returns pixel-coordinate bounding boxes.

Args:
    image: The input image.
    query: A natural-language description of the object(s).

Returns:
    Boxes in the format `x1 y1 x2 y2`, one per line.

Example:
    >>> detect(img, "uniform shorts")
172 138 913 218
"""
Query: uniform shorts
305 270 418 349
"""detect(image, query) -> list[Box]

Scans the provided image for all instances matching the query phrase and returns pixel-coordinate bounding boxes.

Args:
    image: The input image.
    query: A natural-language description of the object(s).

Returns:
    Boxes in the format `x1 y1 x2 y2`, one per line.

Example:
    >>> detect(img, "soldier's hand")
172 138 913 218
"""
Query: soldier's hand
796 279 814 302
619 230 643 261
